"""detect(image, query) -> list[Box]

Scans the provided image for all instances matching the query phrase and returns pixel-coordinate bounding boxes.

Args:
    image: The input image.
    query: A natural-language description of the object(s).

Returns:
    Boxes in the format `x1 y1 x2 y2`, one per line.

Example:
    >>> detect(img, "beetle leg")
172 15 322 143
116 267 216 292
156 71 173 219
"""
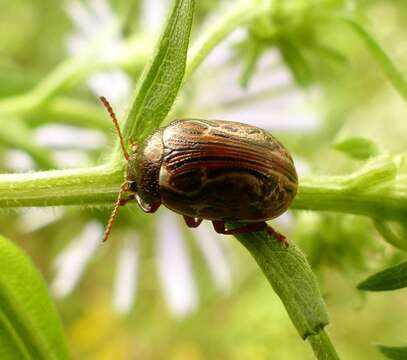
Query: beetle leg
183 216 203 228
135 194 161 213
212 221 288 247
212 220 265 234
265 225 288 247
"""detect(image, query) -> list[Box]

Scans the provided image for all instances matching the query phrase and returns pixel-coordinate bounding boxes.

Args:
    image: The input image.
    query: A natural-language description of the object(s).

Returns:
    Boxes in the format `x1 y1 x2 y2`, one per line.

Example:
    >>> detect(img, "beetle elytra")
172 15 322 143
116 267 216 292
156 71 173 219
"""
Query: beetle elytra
100 97 298 246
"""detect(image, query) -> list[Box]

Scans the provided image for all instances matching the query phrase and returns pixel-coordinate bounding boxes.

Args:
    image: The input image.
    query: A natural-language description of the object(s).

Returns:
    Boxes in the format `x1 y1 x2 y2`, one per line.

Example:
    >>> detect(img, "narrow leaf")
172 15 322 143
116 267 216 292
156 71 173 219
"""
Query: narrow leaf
334 137 381 160
312 43 348 66
239 40 263 87
340 17 407 102
233 228 329 339
124 0 195 141
278 40 313 87
378 344 407 360
358 261 407 291
374 220 407 252
0 235 69 359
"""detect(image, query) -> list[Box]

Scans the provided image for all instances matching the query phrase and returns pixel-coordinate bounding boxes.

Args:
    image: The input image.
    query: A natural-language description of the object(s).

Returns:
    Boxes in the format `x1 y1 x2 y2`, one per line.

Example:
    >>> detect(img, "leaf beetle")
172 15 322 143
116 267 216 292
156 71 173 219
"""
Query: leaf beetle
100 97 298 245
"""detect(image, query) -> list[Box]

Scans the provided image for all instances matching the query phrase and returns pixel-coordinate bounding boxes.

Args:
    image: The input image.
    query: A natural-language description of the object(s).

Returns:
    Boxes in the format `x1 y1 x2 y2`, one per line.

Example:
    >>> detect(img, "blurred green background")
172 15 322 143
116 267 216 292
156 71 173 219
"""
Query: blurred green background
1 0 407 359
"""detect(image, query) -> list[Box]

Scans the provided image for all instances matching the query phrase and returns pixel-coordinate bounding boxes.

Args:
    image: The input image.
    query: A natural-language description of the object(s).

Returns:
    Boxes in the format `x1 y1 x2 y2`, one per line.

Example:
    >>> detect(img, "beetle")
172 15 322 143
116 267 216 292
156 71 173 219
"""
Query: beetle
100 97 298 246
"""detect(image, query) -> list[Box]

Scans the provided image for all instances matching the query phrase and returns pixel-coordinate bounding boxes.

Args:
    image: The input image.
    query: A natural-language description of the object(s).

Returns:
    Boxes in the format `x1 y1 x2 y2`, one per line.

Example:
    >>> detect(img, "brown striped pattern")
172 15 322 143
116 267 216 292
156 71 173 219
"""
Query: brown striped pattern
158 119 297 221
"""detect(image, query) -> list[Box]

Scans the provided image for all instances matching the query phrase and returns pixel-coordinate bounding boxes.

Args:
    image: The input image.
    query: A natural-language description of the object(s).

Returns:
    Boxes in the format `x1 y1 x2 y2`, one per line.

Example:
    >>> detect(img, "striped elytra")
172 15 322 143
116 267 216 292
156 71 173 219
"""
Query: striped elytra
125 119 297 243
100 95 297 245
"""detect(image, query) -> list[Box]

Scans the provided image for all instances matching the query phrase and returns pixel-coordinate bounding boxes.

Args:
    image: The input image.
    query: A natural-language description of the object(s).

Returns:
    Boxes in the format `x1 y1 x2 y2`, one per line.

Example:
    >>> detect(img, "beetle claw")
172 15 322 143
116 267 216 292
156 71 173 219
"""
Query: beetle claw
211 221 289 247
265 225 289 247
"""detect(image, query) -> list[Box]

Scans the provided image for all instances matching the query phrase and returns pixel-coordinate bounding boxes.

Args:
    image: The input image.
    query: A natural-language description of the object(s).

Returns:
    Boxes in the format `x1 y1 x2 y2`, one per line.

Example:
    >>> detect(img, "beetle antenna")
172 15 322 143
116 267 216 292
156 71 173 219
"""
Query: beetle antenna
99 96 130 161
103 181 128 242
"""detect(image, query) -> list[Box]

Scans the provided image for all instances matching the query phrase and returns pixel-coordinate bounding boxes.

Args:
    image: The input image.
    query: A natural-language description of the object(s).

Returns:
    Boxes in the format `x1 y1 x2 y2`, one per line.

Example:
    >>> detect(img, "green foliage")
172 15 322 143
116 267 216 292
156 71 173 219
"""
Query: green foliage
234 230 329 340
339 17 407 102
296 213 377 271
278 40 313 87
374 220 407 252
0 0 407 359
378 345 407 360
234 229 340 359
308 332 340 360
334 137 381 160
239 41 264 87
0 119 55 170
123 0 195 143
0 235 69 359
358 261 407 291
293 154 407 221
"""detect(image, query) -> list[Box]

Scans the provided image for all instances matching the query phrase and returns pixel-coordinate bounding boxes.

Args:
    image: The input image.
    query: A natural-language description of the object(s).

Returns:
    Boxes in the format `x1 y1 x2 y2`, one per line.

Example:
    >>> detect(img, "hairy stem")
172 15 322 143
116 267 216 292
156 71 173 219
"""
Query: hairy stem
308 330 340 360
234 229 340 359
0 163 123 207
0 156 405 226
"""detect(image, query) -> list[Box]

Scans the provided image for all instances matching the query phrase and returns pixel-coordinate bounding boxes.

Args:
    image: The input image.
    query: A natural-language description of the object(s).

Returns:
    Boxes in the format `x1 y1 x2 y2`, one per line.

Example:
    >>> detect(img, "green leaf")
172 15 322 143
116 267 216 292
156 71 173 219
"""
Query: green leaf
339 17 407 102
239 39 264 87
0 235 69 359
374 220 407 252
378 345 407 360
334 137 381 160
278 40 313 87
123 0 195 142
312 43 348 67
357 261 407 291
233 228 329 340
233 229 340 359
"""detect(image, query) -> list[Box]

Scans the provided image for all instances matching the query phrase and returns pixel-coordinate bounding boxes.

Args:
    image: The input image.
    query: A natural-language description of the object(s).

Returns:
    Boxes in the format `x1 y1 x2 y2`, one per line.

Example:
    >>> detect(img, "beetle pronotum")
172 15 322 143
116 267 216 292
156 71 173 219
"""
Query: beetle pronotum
100 97 298 246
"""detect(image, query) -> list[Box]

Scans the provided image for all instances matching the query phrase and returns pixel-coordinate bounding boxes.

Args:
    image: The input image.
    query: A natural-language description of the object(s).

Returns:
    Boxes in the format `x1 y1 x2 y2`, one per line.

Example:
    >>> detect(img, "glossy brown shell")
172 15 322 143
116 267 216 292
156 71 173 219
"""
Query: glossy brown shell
128 128 164 205
130 118 298 222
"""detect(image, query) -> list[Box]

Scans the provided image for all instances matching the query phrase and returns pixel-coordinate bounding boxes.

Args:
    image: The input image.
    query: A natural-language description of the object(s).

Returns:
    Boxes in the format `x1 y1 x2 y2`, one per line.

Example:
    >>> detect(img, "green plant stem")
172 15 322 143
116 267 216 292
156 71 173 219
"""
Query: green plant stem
0 35 149 118
0 163 123 207
373 220 407 252
0 0 271 123
0 119 56 169
185 0 270 81
293 182 406 220
0 0 270 124
233 229 339 359
0 156 405 226
207 82 295 112
293 175 407 220
308 330 340 360
26 97 111 132
0 58 88 116
339 17 407 102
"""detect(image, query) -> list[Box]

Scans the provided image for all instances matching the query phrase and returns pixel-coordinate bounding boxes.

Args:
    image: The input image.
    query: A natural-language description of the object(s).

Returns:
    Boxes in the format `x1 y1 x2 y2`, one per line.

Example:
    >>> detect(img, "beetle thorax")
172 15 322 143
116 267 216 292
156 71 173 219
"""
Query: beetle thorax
126 129 164 205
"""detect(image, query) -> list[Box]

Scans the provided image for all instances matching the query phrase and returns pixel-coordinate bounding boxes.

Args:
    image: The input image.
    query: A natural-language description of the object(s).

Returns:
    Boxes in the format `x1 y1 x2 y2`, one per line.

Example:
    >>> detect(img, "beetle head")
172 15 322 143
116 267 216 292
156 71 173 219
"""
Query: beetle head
99 96 163 242
126 130 163 205
126 143 139 193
